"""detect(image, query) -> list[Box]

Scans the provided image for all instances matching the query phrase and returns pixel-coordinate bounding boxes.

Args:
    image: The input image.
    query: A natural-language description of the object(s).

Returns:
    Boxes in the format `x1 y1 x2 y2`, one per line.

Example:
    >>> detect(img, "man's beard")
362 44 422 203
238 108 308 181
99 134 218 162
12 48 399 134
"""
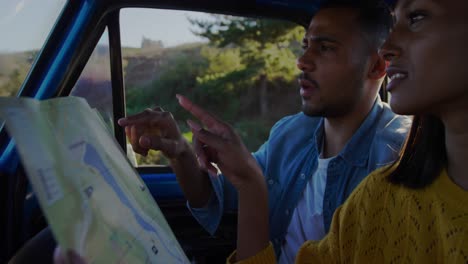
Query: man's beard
301 101 353 118
301 78 365 118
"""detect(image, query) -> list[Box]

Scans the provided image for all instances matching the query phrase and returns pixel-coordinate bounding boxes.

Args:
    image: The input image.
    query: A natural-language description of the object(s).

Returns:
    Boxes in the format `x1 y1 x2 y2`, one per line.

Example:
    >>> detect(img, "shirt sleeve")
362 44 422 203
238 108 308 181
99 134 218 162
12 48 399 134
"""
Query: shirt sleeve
186 170 235 235
187 138 270 235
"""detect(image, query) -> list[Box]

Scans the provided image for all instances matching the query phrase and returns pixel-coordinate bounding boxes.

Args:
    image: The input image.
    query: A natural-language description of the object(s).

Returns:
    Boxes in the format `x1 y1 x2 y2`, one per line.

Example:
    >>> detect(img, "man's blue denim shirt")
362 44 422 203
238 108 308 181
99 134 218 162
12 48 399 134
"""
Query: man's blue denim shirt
188 98 411 256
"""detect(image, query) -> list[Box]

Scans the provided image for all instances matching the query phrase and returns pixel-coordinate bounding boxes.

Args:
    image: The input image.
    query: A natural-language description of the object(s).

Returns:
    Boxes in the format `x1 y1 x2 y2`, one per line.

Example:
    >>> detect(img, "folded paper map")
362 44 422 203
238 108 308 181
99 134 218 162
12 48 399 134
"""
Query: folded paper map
0 96 189 263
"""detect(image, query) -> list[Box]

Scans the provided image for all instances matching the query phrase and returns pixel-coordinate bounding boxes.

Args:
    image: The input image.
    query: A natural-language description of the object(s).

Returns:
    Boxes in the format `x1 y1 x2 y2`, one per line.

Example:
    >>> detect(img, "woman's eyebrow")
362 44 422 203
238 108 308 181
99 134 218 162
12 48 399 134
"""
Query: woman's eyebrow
395 0 442 16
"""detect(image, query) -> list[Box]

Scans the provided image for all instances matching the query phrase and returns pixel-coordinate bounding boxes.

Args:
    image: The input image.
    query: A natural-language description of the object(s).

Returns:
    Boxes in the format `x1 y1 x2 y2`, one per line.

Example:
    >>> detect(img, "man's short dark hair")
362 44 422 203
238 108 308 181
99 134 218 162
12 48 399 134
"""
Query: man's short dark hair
319 0 393 49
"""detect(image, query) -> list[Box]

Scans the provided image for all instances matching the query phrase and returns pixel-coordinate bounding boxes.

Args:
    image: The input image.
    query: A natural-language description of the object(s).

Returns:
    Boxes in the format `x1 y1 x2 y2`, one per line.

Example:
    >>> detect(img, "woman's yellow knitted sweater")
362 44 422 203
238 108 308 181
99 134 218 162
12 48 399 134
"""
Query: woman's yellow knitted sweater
229 167 468 263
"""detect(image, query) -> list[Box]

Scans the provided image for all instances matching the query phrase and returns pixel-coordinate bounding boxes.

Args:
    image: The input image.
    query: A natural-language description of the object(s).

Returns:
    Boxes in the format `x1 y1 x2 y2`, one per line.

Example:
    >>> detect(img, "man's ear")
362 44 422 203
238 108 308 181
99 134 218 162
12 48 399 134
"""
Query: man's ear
367 53 387 80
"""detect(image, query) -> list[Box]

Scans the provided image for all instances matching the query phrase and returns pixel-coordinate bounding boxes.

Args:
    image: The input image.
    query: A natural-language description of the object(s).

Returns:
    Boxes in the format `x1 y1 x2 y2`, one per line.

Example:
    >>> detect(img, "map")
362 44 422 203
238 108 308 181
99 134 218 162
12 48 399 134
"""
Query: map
0 96 189 263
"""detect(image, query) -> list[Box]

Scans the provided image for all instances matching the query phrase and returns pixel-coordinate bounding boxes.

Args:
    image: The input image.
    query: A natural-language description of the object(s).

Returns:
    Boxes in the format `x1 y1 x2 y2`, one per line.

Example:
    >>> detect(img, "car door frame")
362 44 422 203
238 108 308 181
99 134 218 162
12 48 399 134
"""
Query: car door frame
0 0 314 262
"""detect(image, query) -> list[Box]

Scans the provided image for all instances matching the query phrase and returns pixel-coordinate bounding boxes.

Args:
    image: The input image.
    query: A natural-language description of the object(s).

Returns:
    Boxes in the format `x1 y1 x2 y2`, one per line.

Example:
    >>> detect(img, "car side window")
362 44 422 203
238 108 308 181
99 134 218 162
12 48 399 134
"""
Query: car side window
120 8 304 167
0 0 67 97
70 28 114 133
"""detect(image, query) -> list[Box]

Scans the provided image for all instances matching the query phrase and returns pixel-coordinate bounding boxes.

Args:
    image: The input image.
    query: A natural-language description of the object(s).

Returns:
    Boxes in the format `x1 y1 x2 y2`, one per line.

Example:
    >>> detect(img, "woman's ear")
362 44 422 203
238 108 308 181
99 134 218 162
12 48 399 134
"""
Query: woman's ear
368 53 387 80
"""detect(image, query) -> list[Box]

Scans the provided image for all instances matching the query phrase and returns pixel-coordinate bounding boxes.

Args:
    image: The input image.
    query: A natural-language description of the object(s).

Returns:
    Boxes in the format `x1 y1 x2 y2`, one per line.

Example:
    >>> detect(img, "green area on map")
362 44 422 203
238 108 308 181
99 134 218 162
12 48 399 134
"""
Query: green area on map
0 96 189 263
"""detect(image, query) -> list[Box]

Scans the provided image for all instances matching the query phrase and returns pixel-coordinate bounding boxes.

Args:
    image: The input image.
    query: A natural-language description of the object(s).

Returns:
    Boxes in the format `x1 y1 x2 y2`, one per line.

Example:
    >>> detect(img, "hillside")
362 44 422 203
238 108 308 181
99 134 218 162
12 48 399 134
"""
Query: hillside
0 50 37 96
1 41 301 166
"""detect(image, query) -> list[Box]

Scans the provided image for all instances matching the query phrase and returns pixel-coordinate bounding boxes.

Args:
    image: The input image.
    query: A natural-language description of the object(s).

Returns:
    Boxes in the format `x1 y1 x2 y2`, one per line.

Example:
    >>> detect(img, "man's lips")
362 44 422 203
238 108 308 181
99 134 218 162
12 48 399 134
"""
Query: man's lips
386 66 409 92
299 78 319 97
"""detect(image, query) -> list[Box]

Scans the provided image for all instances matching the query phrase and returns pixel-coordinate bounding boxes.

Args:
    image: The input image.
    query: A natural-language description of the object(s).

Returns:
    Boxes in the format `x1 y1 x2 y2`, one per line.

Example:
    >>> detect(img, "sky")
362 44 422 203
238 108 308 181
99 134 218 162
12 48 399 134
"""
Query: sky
0 0 214 52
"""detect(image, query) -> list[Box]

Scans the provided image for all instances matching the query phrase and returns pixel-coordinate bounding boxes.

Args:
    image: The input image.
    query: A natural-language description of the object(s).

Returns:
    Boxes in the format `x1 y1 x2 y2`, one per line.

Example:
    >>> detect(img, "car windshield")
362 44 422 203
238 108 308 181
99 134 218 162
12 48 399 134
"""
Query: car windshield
0 0 67 97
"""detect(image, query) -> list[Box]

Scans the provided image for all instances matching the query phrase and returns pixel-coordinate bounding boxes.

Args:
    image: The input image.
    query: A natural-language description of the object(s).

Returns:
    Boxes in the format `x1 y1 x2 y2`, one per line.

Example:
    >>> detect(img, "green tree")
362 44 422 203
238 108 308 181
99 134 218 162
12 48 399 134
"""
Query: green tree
190 15 304 116
124 17 304 165
126 45 208 117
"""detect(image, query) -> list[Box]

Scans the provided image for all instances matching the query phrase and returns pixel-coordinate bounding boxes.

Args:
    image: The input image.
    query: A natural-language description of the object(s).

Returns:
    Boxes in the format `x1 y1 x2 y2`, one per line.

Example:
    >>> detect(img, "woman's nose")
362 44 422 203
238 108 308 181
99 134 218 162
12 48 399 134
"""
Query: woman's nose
379 33 402 62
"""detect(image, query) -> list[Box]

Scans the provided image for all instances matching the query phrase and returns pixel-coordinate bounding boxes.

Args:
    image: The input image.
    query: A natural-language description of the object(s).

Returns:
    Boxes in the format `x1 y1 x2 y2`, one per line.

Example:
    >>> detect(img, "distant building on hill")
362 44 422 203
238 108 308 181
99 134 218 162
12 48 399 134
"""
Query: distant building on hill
141 37 164 50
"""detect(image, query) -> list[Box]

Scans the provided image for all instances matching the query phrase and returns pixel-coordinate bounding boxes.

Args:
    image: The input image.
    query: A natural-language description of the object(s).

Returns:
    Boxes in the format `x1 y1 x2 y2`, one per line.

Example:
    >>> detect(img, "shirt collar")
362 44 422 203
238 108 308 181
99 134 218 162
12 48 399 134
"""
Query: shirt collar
313 97 384 167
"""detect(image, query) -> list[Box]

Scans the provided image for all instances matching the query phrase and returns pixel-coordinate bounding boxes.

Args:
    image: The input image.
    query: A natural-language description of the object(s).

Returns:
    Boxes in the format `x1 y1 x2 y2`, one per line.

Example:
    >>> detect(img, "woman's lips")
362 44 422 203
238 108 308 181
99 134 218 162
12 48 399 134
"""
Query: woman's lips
386 67 408 92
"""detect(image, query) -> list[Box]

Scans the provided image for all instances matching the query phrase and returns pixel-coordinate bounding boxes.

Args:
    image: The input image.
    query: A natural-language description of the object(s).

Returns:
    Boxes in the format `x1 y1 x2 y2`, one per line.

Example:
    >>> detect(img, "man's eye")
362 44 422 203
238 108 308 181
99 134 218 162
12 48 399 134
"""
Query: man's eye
408 11 427 26
319 44 334 52
301 44 308 50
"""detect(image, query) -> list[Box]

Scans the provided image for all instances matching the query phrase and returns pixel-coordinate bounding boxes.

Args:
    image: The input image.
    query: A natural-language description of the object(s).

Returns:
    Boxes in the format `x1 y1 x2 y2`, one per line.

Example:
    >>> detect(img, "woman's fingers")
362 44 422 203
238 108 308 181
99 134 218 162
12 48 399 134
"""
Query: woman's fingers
177 94 226 132
187 120 228 153
187 120 222 175
193 134 208 169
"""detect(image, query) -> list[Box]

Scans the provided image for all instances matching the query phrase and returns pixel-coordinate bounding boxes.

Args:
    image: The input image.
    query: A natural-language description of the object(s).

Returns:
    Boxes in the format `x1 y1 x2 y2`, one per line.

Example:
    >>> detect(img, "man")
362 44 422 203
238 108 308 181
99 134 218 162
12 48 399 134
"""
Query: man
119 1 411 262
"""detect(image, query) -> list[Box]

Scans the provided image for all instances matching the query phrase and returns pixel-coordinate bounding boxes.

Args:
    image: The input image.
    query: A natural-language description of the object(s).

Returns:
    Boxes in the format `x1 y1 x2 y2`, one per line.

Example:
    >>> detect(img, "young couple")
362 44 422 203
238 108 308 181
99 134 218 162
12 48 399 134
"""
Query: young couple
56 0 468 263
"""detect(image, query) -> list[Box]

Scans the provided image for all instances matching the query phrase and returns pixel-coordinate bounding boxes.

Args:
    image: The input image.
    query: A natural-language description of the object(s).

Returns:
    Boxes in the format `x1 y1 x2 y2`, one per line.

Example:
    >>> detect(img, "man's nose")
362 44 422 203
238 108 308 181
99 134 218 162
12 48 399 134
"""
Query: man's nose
296 53 316 72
